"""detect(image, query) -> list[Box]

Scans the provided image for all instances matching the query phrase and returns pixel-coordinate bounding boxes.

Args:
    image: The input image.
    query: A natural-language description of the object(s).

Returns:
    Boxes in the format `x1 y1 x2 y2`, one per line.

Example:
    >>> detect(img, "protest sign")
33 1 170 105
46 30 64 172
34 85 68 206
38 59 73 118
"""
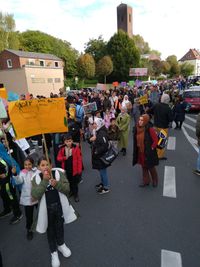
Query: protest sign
8 98 68 139
112 82 119 87
121 82 127 87
83 102 97 114
138 95 148 105
0 98 7 119
0 88 7 99
129 68 148 76
128 81 135 86
96 83 106 91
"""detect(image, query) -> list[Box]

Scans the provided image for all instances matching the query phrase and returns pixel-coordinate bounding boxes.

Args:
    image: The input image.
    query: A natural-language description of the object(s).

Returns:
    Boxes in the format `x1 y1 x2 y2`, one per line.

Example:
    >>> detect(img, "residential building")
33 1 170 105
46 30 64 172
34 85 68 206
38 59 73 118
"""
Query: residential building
179 48 200 76
0 49 64 97
117 3 133 37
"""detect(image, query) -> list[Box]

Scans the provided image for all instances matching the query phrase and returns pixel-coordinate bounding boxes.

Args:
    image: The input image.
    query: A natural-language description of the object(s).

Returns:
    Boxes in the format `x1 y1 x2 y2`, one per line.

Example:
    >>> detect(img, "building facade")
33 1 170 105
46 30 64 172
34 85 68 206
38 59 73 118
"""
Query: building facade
117 3 133 37
179 49 200 76
0 49 64 97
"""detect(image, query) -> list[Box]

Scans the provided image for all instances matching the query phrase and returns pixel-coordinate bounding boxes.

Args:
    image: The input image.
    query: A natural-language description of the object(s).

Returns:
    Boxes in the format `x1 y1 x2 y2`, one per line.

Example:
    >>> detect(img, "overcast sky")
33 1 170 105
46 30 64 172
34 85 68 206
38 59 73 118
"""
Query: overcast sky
1 0 199 60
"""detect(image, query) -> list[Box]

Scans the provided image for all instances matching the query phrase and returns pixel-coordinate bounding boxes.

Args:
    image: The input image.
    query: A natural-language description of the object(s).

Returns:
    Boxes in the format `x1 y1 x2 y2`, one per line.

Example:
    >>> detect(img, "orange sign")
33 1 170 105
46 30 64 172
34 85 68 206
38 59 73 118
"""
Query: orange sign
112 82 119 87
0 88 7 99
8 98 68 139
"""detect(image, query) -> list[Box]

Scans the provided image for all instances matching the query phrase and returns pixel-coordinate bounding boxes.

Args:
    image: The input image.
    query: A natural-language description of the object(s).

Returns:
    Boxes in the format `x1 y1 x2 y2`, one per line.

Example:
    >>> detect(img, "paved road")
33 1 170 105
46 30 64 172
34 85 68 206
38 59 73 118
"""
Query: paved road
1 114 200 267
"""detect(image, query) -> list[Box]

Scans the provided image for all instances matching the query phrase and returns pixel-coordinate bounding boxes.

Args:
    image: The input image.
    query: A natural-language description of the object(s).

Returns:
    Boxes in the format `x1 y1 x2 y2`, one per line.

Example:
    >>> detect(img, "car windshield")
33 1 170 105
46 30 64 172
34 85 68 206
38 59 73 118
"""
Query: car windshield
184 91 200 98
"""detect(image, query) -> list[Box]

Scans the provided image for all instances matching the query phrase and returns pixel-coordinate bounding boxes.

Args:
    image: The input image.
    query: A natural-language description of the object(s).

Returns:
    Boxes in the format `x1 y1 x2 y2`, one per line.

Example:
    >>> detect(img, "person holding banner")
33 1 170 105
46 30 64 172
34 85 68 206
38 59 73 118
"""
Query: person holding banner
31 156 77 267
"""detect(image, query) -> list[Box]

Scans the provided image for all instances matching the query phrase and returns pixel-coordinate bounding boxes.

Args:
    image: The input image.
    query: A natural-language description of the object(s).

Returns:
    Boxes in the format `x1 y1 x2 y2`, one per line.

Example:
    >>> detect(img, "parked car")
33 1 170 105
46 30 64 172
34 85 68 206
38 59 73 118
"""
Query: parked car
183 86 200 111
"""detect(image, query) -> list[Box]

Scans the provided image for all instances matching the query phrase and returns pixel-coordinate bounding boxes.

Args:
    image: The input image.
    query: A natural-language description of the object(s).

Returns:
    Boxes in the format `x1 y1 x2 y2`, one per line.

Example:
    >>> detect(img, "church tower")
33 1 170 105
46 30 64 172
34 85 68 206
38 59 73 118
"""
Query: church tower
117 3 133 37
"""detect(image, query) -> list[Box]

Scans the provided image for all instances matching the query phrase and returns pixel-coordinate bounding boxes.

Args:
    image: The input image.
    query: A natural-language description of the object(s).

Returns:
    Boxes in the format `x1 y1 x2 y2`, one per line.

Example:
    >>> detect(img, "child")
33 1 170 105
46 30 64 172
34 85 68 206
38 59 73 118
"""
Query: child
31 157 77 267
12 157 38 240
108 118 120 149
57 134 82 202
0 156 22 224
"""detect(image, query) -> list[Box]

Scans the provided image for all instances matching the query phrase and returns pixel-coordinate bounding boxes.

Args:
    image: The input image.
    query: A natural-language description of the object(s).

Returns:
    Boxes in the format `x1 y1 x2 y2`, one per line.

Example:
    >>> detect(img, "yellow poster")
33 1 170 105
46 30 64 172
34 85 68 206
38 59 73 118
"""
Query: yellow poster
0 88 7 99
8 98 68 139
139 95 148 105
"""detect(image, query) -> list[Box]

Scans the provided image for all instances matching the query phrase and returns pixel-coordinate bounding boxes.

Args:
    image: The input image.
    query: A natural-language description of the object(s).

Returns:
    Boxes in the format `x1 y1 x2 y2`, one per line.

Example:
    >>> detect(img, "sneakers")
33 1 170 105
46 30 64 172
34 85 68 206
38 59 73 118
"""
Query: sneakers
95 183 103 189
26 230 33 241
193 169 200 176
0 210 12 219
97 187 110 194
58 243 71 258
10 214 23 225
51 251 60 267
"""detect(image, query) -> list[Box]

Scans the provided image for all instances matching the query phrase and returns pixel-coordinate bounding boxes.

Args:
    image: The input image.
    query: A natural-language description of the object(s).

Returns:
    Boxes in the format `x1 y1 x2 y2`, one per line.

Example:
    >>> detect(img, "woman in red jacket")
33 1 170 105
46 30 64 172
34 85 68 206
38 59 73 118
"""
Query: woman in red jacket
57 134 82 202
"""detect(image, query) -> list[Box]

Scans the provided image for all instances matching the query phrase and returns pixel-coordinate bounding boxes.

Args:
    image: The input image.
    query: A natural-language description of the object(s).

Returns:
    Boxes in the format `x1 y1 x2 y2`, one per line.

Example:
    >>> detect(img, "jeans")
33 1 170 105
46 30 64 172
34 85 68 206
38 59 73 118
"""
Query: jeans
47 202 64 253
197 147 200 171
99 169 109 188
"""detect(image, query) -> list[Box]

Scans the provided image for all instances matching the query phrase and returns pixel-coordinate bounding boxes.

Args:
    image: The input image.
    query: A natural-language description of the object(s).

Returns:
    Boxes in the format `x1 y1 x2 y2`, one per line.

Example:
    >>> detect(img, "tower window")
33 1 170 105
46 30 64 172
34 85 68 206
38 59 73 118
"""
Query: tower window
129 14 131 23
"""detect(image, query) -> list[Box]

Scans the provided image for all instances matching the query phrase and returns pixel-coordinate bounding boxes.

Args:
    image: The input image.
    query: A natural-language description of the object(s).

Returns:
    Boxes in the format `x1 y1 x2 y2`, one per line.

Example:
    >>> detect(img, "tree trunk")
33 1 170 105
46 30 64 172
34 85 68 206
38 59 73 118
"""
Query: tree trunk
104 75 106 84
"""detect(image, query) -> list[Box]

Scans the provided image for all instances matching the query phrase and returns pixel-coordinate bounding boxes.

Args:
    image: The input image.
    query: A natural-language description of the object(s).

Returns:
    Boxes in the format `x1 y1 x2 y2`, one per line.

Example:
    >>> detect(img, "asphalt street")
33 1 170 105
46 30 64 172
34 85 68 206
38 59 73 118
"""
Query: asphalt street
1 114 200 267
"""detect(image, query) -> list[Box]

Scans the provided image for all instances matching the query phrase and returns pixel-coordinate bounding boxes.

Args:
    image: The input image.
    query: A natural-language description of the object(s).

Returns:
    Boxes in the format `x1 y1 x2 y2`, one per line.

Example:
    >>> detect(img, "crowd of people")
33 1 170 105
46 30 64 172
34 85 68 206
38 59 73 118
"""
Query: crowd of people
0 78 196 267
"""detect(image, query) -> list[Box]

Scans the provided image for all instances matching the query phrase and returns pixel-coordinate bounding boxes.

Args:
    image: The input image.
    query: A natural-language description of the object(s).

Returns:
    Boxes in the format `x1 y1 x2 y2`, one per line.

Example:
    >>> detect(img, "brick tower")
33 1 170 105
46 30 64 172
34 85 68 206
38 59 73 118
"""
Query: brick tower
117 3 133 37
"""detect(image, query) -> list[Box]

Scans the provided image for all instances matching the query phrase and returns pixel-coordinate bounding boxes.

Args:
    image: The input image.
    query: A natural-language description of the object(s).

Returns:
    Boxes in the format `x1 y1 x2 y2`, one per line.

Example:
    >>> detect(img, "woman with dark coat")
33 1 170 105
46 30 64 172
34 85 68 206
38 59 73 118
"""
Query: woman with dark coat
90 118 110 194
172 96 188 130
133 114 159 187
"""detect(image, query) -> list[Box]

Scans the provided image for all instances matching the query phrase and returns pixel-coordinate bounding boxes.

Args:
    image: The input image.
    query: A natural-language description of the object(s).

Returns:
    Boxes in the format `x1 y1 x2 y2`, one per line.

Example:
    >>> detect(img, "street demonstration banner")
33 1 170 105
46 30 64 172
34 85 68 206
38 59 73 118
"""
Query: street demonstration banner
8 98 68 139
138 95 148 105
83 102 97 114
129 68 148 76
0 88 7 99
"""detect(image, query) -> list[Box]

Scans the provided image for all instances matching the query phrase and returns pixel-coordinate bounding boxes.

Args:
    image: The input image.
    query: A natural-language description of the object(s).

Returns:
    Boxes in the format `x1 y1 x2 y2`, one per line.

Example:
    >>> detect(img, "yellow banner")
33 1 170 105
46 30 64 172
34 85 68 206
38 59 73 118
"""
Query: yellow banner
0 88 7 99
8 98 68 139
139 95 148 105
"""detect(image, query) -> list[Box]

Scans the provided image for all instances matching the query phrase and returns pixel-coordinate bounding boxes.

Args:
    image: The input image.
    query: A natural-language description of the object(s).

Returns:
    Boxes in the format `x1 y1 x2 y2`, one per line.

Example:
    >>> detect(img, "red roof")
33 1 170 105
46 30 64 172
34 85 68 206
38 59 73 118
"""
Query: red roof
179 49 200 61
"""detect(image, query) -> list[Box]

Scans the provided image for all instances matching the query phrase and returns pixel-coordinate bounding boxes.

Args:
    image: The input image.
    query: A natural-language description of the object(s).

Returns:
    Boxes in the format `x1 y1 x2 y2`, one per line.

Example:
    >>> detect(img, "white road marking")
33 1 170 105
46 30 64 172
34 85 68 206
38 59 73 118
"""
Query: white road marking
163 166 176 198
161 250 182 267
185 115 196 123
182 126 198 153
167 136 176 150
183 122 195 132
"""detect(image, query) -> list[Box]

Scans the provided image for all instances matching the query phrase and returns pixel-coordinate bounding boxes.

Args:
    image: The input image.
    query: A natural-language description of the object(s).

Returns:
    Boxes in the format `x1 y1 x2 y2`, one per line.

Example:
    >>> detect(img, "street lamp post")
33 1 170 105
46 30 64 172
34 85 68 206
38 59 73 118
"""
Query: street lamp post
75 76 78 90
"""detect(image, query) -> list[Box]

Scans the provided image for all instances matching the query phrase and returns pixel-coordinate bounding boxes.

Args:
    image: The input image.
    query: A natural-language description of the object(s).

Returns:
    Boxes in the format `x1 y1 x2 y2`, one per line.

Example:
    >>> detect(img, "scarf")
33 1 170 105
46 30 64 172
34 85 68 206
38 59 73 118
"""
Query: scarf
136 125 145 153
136 114 150 153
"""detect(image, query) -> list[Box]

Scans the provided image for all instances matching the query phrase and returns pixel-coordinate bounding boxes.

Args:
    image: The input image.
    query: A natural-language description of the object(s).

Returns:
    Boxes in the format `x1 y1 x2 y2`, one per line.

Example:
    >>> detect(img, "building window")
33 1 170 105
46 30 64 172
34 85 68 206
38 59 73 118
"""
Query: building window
48 78 53 83
54 61 59 67
28 59 35 65
7 59 12 68
31 78 45 83
54 78 61 83
129 14 131 23
39 60 45 67
121 16 123 22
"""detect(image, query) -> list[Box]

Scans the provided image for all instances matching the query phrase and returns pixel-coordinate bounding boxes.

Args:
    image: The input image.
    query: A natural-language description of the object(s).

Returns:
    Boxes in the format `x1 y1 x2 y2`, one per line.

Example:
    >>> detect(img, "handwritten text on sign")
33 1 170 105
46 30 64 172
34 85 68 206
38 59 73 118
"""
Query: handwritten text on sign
8 98 68 139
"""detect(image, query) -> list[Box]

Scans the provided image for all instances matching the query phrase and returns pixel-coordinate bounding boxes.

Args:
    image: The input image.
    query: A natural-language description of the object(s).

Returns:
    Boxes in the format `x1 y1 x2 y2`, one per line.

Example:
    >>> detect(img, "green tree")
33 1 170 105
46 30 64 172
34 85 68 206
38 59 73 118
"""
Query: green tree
19 30 78 76
162 61 171 75
107 30 140 81
132 34 150 54
180 62 194 77
84 35 107 63
0 12 19 51
166 55 180 77
96 56 113 84
77 53 95 80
